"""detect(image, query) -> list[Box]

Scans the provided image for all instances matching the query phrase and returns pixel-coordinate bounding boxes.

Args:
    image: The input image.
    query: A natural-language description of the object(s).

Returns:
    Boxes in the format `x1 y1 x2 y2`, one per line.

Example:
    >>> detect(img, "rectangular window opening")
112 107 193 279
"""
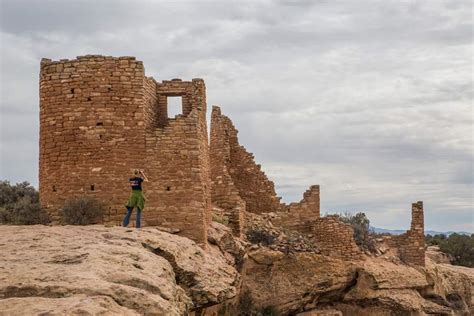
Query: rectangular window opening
167 96 183 118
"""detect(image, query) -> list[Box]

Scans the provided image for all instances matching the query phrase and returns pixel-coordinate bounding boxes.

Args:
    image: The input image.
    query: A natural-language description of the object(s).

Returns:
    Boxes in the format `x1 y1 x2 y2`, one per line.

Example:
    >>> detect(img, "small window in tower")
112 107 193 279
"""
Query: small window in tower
167 96 183 118
71 88 75 94
166 186 171 191
96 122 103 126
52 185 56 192
90 185 95 191
87 97 92 101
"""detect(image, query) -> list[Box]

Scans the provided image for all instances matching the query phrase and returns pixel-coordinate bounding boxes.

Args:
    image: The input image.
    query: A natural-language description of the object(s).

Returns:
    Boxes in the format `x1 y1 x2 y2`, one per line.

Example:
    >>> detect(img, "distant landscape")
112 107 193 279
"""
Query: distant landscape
372 227 472 236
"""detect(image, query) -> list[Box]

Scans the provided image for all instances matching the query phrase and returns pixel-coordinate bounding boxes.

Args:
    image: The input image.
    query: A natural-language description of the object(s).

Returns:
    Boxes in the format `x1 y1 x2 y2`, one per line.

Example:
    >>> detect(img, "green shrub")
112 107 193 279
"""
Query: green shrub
0 180 50 225
337 212 376 252
62 196 105 225
237 290 254 316
246 228 275 246
427 233 474 267
212 212 230 225
260 305 279 316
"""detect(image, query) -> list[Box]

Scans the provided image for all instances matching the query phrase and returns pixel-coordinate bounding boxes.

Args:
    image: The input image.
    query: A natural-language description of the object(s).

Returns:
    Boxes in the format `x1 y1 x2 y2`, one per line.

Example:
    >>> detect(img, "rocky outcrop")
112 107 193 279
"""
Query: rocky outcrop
426 245 452 264
239 249 473 315
0 225 239 315
240 249 358 314
0 225 472 316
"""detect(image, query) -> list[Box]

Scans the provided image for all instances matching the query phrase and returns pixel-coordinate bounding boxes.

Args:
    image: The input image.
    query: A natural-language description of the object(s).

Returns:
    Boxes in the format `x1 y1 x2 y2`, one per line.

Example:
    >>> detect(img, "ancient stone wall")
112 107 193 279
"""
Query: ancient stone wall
39 56 146 223
39 55 210 245
143 79 211 245
311 216 362 260
210 107 324 240
210 106 245 236
384 201 425 266
209 106 282 215
273 185 320 234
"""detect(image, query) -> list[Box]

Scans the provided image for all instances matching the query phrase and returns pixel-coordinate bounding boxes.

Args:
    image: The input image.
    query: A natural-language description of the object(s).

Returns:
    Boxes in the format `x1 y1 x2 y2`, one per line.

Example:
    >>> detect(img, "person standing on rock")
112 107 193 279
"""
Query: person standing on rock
123 169 148 229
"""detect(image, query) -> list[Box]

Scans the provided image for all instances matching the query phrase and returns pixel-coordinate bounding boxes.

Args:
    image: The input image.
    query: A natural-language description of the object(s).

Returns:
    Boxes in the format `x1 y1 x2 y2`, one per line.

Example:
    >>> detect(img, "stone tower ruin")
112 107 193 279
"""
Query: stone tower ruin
39 55 210 245
39 55 425 265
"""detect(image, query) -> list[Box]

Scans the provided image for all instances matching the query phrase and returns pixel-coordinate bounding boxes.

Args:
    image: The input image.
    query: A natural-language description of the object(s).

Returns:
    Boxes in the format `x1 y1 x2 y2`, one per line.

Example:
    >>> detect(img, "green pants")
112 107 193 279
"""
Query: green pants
126 190 145 210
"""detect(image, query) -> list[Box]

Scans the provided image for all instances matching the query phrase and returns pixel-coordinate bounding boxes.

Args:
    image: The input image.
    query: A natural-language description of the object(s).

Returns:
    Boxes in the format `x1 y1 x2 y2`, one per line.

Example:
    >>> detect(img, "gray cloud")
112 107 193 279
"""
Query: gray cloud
1 0 472 232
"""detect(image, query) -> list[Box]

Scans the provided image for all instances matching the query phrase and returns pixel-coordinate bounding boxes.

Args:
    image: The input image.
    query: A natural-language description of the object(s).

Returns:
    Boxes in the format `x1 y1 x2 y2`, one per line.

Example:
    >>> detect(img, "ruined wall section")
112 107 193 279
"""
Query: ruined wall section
39 55 146 222
311 216 362 260
272 185 320 234
210 106 245 236
40 56 210 245
143 79 210 245
209 107 282 215
385 201 425 266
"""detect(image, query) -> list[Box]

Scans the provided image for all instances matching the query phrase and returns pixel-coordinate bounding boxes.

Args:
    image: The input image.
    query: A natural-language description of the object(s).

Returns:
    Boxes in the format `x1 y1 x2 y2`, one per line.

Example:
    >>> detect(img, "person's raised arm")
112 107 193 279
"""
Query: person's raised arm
139 169 149 182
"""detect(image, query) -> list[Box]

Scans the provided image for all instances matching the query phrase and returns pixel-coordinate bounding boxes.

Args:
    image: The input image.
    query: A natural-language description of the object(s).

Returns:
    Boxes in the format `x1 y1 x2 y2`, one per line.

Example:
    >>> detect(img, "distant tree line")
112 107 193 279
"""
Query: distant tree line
426 233 474 268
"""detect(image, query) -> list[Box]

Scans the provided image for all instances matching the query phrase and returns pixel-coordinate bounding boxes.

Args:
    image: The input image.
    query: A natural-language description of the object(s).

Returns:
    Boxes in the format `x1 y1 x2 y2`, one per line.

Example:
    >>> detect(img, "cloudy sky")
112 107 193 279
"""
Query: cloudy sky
0 0 472 232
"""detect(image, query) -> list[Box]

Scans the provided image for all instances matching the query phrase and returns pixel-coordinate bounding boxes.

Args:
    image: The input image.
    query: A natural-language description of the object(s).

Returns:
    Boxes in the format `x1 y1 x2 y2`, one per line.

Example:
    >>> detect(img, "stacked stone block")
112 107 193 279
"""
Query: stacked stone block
39 55 210 245
385 201 425 266
274 185 321 234
311 216 362 260
39 56 146 223
209 108 321 230
209 107 283 215
210 106 246 236
143 79 211 245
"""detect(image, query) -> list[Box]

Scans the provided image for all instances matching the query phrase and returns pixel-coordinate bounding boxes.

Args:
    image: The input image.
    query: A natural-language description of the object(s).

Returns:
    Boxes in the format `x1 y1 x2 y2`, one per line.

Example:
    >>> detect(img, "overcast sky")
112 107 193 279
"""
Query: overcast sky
0 0 472 232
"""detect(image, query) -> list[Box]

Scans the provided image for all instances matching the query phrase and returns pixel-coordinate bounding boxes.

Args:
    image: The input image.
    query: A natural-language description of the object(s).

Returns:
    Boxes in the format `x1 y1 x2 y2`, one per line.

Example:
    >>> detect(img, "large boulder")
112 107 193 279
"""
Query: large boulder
240 248 357 314
426 246 452 264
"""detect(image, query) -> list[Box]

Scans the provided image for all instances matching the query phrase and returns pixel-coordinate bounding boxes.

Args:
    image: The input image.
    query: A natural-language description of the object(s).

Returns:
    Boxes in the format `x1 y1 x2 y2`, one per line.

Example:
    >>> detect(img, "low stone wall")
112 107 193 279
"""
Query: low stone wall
311 216 362 260
269 212 362 260
271 185 320 234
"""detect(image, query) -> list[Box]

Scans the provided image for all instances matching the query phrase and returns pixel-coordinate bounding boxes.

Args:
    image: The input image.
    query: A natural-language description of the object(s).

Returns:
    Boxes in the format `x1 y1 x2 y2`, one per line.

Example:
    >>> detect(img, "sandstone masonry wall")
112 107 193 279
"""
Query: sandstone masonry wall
311 216 362 260
210 106 245 236
39 56 146 223
384 201 425 266
273 185 321 234
143 79 211 245
209 106 282 215
39 55 210 245
209 107 323 239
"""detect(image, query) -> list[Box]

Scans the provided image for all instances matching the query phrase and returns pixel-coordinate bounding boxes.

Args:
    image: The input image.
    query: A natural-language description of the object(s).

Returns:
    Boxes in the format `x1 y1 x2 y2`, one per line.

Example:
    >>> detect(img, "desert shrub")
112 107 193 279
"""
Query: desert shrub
425 234 447 246
0 180 50 225
246 228 275 246
212 212 230 225
237 290 254 316
62 196 105 225
426 233 474 268
236 291 279 316
338 212 376 252
260 305 279 316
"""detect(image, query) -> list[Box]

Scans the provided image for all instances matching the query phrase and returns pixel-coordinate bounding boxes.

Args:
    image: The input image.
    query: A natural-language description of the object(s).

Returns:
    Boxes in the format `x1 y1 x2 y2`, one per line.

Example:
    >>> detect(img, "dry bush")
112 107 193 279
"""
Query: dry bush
62 196 104 225
337 212 376 252
0 180 50 225
212 212 230 225
246 228 276 246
